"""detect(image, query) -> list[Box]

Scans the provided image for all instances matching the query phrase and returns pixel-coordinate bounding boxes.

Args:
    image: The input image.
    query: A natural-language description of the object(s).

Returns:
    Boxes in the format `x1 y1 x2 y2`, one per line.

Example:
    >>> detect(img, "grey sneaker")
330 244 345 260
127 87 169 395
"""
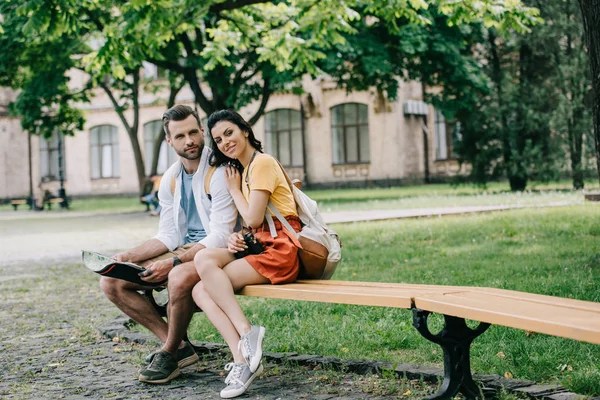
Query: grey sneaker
220 362 264 399
239 325 265 373
145 342 199 368
139 350 180 384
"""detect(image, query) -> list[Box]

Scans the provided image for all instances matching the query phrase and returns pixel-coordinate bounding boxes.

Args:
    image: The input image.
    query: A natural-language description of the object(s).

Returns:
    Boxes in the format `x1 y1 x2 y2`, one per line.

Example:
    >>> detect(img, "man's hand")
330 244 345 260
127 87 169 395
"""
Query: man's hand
139 258 172 283
112 251 133 263
228 232 247 254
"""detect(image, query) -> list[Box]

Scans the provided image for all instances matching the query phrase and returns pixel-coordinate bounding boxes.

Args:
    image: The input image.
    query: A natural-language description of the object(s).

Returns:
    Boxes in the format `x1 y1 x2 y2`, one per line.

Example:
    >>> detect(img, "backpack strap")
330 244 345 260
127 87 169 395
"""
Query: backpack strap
170 166 217 199
273 159 296 194
204 165 217 198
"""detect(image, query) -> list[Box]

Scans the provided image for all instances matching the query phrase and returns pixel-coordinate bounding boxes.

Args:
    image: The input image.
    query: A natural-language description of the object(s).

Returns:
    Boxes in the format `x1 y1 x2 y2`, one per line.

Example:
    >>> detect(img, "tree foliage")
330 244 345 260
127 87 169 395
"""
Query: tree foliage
0 0 541 191
578 0 600 186
455 0 593 190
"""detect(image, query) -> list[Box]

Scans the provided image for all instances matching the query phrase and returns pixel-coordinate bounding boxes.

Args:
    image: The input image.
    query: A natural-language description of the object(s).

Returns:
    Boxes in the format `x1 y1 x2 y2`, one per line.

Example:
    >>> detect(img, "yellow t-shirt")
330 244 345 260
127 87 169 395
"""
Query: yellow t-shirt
242 153 297 217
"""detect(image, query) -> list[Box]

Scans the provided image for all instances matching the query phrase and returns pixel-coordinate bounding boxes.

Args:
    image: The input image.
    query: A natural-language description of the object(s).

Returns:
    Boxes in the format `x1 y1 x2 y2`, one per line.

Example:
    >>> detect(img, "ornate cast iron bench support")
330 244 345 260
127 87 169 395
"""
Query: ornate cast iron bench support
412 309 491 400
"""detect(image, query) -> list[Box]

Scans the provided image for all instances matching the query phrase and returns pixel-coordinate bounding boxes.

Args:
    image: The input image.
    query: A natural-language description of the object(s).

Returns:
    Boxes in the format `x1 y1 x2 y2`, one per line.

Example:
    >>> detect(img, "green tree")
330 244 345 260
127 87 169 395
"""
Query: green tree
1 0 540 192
578 0 600 185
455 0 591 191
547 0 593 190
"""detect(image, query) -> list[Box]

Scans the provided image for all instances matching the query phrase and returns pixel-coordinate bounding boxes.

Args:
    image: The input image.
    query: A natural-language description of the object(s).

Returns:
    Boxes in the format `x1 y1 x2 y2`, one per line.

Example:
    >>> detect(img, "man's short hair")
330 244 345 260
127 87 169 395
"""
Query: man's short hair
162 105 202 137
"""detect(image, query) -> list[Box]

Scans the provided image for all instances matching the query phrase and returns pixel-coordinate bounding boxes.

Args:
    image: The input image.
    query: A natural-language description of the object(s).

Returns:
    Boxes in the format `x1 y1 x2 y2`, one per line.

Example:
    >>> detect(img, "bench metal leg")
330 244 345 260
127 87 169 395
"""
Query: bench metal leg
412 309 491 400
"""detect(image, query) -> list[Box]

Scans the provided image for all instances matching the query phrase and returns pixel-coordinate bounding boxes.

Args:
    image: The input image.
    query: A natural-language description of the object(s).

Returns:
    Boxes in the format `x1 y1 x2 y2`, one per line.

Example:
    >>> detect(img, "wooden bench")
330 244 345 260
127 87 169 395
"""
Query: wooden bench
145 280 600 400
10 199 28 211
45 197 65 210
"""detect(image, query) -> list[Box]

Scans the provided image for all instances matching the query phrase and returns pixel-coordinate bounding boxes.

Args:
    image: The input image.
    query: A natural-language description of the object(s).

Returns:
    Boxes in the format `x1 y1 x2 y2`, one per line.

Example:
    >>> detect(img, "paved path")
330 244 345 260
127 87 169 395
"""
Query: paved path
322 201 576 224
0 201 578 265
1 259 432 399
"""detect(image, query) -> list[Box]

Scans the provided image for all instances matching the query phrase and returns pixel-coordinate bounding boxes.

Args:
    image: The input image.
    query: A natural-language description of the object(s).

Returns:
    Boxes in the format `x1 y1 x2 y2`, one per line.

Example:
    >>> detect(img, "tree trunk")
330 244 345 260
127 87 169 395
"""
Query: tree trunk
509 175 527 192
100 70 146 194
149 82 182 176
579 0 600 185
570 107 585 189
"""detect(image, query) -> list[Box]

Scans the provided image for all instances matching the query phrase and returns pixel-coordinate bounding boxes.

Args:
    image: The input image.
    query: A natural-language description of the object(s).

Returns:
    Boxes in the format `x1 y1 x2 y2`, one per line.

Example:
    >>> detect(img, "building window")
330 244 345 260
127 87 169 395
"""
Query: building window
434 109 448 160
40 132 65 180
434 109 459 160
144 120 178 175
264 109 303 167
331 103 370 164
90 125 120 179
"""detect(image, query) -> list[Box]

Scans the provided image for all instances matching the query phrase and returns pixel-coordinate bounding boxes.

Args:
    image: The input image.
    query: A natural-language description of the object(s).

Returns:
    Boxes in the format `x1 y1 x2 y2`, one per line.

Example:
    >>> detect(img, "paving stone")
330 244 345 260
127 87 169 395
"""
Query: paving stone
545 393 590 400
514 384 567 396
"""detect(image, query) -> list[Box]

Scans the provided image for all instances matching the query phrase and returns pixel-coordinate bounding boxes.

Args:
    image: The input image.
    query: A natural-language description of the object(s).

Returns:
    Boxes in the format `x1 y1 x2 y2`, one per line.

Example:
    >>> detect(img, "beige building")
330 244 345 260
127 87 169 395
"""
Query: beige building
0 72 463 202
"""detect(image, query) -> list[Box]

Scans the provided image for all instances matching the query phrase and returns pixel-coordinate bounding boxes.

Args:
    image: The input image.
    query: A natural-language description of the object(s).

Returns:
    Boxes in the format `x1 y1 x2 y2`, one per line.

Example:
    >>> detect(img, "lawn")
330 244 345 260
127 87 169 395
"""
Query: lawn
188 204 600 396
2 178 597 213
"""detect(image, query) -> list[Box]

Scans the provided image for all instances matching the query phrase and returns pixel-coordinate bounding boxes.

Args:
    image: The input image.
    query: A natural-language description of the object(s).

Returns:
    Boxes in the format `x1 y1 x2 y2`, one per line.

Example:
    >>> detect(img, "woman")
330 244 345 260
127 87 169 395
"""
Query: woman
192 109 301 399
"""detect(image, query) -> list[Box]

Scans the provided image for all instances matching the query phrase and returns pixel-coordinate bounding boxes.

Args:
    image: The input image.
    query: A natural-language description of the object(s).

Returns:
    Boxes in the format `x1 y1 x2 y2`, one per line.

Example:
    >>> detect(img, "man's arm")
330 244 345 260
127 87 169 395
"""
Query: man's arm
113 238 168 264
139 242 206 284
153 169 181 251
199 167 239 249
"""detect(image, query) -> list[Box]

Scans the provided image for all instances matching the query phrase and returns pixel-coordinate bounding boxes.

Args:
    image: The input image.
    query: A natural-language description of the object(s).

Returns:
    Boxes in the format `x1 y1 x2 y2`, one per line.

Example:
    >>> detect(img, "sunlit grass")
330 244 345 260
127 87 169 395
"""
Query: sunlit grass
2 178 597 213
188 204 600 395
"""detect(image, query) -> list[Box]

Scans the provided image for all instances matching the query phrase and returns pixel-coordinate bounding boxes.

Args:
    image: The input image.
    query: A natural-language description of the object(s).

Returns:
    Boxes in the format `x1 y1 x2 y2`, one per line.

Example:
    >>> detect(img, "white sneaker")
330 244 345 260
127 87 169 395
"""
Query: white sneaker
239 325 265 373
220 362 264 399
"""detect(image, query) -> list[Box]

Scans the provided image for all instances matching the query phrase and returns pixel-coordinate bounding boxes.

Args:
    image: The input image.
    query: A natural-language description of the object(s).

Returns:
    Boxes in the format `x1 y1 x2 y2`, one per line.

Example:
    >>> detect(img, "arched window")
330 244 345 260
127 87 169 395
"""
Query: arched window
90 125 119 179
40 132 65 180
331 103 369 164
264 109 303 167
144 120 177 175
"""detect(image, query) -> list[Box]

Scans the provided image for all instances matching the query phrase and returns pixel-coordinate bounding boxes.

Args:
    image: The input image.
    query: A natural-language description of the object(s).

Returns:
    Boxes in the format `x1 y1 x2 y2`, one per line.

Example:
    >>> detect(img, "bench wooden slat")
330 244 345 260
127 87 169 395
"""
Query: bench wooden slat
471 287 600 313
239 283 415 309
297 279 475 291
414 291 600 344
301 280 600 313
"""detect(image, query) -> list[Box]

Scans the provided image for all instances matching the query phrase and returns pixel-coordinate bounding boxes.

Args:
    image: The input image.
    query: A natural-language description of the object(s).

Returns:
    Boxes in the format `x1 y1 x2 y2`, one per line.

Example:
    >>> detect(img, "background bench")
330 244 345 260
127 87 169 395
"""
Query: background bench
45 197 66 210
145 280 600 400
10 199 29 211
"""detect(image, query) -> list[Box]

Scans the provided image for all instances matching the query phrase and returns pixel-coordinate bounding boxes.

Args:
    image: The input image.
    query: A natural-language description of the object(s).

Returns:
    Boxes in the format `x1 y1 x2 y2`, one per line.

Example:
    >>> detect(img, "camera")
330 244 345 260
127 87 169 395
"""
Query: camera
234 231 264 259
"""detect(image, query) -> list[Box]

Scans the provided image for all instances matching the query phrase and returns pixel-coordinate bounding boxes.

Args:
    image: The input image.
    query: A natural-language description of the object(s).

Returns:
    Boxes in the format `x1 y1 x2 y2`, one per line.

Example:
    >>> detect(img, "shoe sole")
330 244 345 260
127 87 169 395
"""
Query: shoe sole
220 363 264 399
138 368 181 384
248 326 265 373
178 352 199 369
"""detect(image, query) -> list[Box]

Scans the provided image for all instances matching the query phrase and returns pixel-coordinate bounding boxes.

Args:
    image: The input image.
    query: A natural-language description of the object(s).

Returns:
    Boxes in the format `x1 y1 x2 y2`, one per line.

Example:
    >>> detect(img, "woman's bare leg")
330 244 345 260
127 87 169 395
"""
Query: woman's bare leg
194 249 268 337
192 281 247 363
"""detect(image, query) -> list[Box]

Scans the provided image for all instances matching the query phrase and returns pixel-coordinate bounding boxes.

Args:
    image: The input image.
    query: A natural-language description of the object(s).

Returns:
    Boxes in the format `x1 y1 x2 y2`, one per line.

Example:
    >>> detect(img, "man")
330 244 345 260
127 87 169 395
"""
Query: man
100 105 238 384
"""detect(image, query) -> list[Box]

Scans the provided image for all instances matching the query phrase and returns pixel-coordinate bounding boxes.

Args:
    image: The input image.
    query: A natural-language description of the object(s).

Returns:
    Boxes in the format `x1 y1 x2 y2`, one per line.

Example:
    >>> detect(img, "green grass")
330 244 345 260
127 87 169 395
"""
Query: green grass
188 204 600 396
307 179 597 212
0 196 143 213
2 178 597 213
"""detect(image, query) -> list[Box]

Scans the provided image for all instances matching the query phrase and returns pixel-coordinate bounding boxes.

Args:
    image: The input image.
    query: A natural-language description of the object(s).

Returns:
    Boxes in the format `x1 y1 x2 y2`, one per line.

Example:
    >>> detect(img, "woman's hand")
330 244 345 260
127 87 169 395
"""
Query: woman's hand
225 165 241 193
227 231 247 254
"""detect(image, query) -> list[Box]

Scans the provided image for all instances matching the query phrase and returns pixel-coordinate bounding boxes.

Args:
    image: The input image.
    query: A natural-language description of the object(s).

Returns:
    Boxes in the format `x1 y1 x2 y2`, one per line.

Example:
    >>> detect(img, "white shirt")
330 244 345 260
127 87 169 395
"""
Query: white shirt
154 146 238 250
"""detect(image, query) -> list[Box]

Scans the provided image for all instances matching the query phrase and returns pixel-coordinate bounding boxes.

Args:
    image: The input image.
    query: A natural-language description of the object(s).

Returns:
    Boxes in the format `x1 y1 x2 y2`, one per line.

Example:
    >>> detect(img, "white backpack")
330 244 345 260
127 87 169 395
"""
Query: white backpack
265 161 342 280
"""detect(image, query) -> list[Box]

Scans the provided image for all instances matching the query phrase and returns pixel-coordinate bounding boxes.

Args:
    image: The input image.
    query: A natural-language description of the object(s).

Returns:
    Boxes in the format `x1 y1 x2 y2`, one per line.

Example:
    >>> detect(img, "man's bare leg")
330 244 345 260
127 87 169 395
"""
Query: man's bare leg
162 262 200 354
99 276 168 342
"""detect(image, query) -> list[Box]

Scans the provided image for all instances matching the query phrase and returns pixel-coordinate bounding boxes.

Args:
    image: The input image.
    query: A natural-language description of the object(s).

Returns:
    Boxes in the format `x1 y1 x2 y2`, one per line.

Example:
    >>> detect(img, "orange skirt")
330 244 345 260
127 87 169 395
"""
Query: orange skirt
245 216 301 284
